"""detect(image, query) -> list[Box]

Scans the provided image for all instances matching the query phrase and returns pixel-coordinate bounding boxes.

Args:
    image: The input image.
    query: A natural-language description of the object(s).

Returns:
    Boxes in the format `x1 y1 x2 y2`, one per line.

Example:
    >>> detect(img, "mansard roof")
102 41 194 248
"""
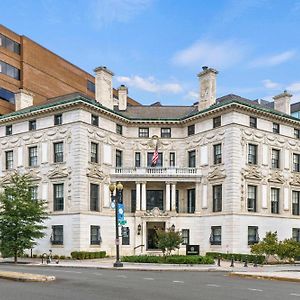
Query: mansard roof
1 92 300 125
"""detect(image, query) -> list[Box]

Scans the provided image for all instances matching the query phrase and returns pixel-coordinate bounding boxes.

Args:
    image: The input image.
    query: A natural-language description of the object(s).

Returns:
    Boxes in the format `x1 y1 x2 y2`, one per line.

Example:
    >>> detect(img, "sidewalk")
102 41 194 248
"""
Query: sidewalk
1 257 300 282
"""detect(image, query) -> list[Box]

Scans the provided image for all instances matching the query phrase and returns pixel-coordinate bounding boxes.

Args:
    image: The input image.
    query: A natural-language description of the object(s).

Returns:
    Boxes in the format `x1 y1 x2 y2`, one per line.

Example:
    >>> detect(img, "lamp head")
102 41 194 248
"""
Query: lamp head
116 182 123 191
109 183 116 193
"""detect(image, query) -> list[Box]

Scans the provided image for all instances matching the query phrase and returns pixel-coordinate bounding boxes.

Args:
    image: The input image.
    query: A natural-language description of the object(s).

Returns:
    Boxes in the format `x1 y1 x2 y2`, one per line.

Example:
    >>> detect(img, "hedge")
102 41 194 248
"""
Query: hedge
71 251 106 260
206 252 265 264
121 255 214 264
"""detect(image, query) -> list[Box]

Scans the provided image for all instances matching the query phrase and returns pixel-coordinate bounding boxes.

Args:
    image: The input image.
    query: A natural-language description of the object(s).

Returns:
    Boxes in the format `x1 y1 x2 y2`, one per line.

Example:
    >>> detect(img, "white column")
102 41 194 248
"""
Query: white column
171 183 176 211
195 182 201 212
283 186 289 211
136 182 141 211
141 182 146 210
166 182 171 211
261 184 268 209
202 184 208 209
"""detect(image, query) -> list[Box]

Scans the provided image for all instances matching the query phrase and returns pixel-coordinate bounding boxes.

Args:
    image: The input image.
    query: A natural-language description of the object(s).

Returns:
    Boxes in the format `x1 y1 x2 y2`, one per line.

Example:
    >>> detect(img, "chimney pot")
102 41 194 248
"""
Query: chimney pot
118 84 128 111
202 66 208 70
15 89 34 110
273 90 292 115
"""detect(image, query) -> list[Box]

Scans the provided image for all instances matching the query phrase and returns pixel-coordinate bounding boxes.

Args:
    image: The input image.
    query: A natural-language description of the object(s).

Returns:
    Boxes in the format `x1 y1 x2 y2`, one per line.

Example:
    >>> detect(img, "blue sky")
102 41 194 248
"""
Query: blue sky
1 0 300 105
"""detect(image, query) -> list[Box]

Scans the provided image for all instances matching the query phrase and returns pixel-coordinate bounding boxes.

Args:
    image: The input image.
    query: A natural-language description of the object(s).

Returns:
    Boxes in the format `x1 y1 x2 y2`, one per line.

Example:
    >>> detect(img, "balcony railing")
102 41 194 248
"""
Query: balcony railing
112 167 201 177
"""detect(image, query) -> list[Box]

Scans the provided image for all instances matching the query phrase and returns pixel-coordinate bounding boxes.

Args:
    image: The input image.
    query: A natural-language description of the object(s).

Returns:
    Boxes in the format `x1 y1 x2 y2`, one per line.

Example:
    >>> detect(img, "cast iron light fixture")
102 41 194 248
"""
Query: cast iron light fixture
137 224 142 235
171 224 175 231
109 182 123 268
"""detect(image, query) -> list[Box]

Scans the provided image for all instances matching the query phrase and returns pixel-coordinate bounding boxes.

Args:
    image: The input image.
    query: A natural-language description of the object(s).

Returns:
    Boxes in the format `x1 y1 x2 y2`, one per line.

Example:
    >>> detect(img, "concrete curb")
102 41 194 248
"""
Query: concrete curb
229 272 300 283
0 270 55 282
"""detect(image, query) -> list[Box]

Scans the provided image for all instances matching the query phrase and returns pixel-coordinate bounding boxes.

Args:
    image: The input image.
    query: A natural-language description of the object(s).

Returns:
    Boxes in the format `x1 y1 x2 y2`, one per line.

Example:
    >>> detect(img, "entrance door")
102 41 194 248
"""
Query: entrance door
146 222 165 250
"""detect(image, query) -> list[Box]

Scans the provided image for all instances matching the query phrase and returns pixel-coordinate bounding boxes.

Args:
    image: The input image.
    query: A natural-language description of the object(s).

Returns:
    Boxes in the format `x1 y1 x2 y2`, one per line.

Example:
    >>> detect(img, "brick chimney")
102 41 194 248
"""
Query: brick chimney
118 84 128 111
273 90 291 115
197 66 218 111
94 66 114 110
15 89 33 110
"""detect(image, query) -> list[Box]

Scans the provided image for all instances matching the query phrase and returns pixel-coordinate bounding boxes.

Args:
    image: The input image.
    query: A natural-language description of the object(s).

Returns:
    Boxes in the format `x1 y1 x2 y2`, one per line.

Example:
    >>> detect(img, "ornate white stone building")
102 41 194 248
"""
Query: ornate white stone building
1 66 300 256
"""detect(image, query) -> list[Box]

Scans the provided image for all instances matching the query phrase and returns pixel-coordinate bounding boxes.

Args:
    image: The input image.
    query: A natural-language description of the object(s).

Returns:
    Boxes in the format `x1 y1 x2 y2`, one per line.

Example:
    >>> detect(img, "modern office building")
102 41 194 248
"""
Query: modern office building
0 60 300 256
0 24 139 115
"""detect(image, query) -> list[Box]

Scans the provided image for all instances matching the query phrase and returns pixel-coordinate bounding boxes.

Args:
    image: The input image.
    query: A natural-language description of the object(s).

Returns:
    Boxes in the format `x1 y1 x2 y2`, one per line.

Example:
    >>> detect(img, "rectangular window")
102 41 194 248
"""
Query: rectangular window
5 150 13 170
122 227 130 245
87 80 95 93
188 124 195 136
292 191 300 216
271 188 280 214
51 225 63 245
213 116 221 128
210 226 221 245
135 152 141 167
54 142 64 163
5 125 12 136
161 128 171 138
292 228 300 242
53 184 64 211
29 186 38 201
0 34 21 54
182 229 190 245
250 116 257 128
248 226 259 245
169 152 175 167
213 185 222 212
138 127 149 138
248 144 257 165
271 149 280 169
247 185 257 212
273 123 280 134
0 87 15 103
116 150 123 167
293 154 300 172
29 120 36 131
131 190 136 213
295 129 300 139
90 225 101 245
116 124 123 135
91 142 98 163
213 144 222 164
28 146 38 167
54 114 62 125
91 114 99 126
0 61 20 80
90 183 99 211
188 150 196 168
147 152 163 167
187 189 195 213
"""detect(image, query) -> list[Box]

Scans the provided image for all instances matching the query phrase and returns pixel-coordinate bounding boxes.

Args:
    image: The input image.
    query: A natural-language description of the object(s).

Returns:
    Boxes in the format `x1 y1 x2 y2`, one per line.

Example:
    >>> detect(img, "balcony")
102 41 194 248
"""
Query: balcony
111 167 201 181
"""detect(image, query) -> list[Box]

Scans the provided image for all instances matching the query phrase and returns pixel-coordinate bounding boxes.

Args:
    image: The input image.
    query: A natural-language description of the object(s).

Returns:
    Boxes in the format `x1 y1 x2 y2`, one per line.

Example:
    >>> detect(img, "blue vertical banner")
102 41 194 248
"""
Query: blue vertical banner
118 203 125 223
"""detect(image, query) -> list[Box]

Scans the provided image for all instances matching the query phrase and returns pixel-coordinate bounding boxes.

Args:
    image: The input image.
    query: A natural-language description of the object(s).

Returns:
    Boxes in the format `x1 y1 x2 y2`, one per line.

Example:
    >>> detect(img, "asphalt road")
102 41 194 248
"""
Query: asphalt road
0 265 299 300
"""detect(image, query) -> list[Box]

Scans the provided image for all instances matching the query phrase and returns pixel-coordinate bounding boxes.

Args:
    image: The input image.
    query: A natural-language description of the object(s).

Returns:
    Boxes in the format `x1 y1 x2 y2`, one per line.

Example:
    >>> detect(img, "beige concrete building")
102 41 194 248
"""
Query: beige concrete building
0 64 300 257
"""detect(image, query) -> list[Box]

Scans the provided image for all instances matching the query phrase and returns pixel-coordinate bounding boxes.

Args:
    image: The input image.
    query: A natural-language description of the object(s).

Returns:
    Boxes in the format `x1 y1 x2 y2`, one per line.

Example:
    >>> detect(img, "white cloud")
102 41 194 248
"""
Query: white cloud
172 39 247 69
262 79 281 89
184 91 198 101
116 75 183 94
249 50 296 68
287 82 300 92
90 0 152 27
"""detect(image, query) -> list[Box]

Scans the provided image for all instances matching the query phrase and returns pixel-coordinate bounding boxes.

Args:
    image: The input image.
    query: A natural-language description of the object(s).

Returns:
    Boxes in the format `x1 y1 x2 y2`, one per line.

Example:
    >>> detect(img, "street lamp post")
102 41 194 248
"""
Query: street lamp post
109 182 124 268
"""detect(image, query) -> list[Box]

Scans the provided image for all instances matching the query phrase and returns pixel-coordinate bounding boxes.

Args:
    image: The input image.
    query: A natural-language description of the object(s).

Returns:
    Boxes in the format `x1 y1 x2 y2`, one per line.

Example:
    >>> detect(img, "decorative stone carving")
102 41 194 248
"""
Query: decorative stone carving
290 174 300 186
242 166 262 181
144 207 168 217
24 169 42 181
86 165 106 180
207 167 226 181
48 165 70 179
268 171 285 184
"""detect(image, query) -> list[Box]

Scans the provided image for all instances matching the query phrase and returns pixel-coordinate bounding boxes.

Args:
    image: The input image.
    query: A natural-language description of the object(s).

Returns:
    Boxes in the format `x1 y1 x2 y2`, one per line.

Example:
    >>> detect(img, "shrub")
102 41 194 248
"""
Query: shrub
121 255 214 264
155 228 183 256
70 251 106 260
206 252 265 264
59 255 66 260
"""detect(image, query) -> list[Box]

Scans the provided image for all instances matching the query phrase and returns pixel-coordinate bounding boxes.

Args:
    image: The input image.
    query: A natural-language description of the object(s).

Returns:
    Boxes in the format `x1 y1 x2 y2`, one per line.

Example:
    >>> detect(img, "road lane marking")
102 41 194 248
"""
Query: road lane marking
206 284 220 287
143 278 154 280
290 294 300 297
64 270 82 274
117 275 127 278
247 288 263 292
93 273 103 276
173 280 184 283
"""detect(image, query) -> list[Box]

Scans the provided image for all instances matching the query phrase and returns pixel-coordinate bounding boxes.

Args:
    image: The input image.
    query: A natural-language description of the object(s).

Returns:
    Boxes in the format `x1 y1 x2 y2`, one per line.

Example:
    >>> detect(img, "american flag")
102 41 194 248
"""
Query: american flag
151 145 159 167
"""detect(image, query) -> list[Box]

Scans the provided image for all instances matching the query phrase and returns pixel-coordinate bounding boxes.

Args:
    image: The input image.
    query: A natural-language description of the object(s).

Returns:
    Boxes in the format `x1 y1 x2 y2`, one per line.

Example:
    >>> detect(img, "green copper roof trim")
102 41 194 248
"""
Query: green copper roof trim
0 94 300 124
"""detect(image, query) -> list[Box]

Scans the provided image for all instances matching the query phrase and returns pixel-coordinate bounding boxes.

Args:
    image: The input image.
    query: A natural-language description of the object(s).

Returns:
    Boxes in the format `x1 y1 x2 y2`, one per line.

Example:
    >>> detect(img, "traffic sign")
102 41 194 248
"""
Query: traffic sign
119 220 127 225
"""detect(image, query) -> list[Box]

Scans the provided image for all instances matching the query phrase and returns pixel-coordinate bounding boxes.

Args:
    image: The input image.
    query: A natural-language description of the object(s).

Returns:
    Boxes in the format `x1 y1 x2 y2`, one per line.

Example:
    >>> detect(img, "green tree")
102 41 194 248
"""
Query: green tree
0 172 48 263
251 231 279 262
277 239 300 263
155 228 183 257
